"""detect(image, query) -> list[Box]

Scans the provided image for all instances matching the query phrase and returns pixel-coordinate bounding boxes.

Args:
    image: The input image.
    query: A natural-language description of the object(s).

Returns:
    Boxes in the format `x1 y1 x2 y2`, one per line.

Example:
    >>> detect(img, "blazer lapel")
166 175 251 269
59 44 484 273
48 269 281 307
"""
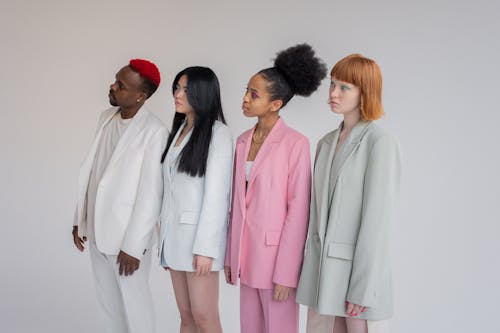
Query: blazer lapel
327 121 373 205
314 130 339 239
246 118 285 191
102 107 149 178
235 131 252 215
79 108 117 184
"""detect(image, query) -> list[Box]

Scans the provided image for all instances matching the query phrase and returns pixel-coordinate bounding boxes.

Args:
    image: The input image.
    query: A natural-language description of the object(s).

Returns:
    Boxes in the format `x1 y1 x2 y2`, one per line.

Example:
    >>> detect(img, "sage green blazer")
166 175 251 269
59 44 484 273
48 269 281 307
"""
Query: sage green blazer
296 121 401 320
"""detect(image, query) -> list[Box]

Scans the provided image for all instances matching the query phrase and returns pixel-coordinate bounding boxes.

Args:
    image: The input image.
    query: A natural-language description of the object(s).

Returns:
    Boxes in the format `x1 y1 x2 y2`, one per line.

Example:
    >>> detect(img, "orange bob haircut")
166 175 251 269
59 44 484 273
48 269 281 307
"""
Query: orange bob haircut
330 54 383 121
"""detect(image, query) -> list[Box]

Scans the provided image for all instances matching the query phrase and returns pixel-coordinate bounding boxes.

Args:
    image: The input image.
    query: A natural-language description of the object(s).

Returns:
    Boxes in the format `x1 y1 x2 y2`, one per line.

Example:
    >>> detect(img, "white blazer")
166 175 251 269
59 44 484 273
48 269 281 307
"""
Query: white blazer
74 106 167 259
159 120 233 271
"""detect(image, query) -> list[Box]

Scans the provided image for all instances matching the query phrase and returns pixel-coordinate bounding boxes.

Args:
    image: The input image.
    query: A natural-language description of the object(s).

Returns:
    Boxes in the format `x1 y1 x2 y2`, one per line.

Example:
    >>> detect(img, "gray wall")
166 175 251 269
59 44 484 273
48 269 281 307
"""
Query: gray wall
1 0 499 332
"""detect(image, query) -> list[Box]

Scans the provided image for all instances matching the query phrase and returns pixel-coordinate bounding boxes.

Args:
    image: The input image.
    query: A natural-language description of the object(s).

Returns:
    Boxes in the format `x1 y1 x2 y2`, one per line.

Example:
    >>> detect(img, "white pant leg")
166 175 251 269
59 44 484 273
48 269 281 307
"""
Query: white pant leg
89 243 155 333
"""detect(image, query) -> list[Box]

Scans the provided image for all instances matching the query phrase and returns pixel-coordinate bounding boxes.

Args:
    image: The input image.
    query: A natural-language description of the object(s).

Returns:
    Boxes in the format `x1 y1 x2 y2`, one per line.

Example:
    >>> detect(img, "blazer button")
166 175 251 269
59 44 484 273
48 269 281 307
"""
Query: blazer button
313 234 320 241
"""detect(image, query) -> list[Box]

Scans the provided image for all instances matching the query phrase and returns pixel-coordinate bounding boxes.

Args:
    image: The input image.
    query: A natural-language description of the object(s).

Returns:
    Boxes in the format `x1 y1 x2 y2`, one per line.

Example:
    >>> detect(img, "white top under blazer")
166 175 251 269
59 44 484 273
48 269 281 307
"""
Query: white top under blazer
159 120 233 271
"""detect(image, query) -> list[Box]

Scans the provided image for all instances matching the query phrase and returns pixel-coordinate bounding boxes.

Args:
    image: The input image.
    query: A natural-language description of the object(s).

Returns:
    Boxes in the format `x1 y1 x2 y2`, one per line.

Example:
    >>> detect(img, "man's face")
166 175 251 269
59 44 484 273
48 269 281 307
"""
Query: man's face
108 66 145 108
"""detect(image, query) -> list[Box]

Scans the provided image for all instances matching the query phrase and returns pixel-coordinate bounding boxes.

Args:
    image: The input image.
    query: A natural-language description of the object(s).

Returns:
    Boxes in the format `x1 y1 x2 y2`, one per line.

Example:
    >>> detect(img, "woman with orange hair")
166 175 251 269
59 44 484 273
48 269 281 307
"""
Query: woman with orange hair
296 54 401 333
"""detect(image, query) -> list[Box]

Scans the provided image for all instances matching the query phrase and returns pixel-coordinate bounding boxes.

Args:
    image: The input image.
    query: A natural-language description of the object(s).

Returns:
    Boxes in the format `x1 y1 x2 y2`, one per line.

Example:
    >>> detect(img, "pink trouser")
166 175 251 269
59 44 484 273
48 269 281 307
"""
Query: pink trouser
240 283 299 333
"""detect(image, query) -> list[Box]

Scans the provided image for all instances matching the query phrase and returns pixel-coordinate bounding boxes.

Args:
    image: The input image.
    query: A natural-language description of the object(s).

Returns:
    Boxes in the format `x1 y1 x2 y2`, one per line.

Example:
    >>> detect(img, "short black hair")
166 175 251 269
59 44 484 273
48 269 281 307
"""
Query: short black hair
139 77 158 98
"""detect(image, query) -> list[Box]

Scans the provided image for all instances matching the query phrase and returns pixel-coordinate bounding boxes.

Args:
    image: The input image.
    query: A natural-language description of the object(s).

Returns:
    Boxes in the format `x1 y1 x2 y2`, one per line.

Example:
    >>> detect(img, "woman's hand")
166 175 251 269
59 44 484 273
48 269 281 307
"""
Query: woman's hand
193 255 213 276
345 301 367 317
273 283 293 302
224 266 232 284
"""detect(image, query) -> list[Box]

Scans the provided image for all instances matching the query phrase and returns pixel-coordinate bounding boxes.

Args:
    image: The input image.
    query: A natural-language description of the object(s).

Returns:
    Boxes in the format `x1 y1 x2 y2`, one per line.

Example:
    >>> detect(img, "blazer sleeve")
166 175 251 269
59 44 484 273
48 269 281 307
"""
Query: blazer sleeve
192 126 234 259
272 136 312 288
224 154 238 267
347 135 401 307
121 126 168 259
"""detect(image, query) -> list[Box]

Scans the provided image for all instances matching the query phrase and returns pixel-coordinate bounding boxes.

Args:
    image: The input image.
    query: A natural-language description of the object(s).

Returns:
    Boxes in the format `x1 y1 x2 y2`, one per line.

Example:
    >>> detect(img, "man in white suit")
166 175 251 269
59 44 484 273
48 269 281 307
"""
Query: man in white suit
71 59 167 333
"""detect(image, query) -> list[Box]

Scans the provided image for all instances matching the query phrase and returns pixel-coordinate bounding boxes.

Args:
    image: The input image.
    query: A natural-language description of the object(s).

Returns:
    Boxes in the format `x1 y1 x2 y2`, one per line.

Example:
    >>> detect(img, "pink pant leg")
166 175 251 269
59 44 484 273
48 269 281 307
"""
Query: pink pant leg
259 287 299 333
240 283 265 333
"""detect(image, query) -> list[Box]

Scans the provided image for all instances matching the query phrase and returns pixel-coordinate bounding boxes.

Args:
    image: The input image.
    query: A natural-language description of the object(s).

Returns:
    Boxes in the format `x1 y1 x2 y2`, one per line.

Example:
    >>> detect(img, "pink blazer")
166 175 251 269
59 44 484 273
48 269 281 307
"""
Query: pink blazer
225 118 311 289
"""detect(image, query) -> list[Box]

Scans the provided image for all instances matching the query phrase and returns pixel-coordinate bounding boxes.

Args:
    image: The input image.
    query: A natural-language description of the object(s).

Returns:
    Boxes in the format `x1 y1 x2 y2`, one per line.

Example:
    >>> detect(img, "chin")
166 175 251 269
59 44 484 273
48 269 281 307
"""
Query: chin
330 106 341 114
109 99 118 107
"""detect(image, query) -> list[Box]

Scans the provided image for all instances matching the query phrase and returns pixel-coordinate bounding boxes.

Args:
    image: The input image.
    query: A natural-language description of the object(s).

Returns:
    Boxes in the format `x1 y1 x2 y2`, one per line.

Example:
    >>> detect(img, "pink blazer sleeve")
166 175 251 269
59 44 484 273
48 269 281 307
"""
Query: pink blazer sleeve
272 137 311 288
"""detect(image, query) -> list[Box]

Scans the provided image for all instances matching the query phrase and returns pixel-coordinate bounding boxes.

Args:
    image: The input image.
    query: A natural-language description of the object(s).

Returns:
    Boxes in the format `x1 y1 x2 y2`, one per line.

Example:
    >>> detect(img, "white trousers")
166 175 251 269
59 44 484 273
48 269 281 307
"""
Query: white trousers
89 243 155 333
306 308 390 333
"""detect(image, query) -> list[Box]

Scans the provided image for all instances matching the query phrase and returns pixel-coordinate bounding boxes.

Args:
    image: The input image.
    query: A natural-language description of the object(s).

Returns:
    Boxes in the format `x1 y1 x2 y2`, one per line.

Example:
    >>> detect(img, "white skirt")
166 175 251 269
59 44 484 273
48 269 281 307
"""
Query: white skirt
306 308 390 333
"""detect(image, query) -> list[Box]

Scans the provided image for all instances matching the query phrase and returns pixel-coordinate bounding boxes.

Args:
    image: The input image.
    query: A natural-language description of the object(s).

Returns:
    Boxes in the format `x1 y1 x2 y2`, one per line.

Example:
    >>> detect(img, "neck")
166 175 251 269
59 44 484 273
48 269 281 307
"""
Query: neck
342 110 361 132
120 104 143 119
256 113 279 134
184 113 195 130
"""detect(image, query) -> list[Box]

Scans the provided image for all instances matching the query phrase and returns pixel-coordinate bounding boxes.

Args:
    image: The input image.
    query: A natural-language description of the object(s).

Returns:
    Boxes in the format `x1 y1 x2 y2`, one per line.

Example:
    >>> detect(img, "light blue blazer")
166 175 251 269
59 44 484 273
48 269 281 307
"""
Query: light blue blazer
159 120 233 271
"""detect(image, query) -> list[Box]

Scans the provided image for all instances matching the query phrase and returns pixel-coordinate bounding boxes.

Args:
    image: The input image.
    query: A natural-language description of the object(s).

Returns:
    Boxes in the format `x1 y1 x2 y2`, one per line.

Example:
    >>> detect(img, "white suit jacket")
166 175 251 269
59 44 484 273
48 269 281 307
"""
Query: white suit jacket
159 120 233 271
74 106 167 259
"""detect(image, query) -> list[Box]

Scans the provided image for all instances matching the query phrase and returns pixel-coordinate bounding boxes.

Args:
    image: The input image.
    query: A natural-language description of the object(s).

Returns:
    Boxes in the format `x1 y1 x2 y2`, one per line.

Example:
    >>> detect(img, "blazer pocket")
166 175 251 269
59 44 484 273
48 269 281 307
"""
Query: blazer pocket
265 231 281 246
179 211 199 225
327 242 354 260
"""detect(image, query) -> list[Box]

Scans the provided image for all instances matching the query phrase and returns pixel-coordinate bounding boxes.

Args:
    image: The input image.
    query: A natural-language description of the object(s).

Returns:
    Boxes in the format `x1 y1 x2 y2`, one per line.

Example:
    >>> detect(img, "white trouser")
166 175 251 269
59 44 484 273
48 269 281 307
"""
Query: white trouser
89 243 155 333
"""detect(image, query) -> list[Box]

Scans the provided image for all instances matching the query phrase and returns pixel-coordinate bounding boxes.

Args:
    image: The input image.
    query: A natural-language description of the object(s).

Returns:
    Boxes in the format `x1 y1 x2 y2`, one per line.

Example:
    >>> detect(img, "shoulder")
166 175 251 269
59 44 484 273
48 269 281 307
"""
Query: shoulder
317 129 339 148
209 121 233 154
143 109 167 133
281 123 309 147
212 120 233 141
364 123 398 148
362 123 400 157
98 107 119 123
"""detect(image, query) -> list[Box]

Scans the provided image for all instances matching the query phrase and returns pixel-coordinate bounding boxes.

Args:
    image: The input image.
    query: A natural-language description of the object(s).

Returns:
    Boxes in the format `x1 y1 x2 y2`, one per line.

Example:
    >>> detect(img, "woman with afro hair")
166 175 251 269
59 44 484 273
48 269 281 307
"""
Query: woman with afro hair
296 54 401 333
224 43 327 333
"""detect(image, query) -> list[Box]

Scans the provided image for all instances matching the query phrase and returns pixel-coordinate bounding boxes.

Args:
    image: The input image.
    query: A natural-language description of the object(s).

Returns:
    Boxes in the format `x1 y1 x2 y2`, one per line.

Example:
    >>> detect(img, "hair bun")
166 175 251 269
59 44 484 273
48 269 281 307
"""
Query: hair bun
274 43 327 96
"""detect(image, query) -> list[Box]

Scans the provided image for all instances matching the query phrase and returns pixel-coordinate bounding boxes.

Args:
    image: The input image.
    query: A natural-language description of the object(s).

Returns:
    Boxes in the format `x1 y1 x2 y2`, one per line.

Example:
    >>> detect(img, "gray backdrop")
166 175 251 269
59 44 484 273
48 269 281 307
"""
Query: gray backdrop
1 0 499 332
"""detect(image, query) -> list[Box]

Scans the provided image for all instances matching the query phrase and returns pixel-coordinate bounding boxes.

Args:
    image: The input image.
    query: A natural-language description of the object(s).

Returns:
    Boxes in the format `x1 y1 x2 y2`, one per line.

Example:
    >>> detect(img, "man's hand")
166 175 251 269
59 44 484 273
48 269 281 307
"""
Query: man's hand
117 251 140 276
273 283 293 302
72 226 86 252
193 255 213 276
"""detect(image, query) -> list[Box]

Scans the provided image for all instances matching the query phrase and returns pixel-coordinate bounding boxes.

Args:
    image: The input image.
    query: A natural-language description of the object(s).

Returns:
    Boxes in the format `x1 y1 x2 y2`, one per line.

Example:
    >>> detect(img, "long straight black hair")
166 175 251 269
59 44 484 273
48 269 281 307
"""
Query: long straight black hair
161 66 226 177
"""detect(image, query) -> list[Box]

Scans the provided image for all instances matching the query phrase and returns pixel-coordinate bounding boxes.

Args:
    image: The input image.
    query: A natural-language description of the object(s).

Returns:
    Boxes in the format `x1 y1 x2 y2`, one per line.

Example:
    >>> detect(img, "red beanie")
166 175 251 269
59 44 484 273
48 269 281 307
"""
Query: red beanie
129 59 161 87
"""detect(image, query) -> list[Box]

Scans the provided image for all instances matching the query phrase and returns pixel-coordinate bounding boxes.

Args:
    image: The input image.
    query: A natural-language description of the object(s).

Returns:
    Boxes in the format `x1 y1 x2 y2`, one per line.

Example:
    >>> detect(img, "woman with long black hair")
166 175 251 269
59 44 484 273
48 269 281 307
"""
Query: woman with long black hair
159 66 233 333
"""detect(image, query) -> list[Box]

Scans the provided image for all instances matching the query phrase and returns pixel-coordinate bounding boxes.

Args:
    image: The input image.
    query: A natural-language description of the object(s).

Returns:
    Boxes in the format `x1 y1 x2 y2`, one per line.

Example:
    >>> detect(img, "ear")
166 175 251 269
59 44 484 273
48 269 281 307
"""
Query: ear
269 99 283 113
137 91 148 103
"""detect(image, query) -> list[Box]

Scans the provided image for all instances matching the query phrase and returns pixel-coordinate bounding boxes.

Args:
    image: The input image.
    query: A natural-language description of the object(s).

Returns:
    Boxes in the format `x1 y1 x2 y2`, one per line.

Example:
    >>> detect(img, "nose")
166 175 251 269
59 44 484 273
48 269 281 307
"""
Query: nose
243 91 250 102
110 82 117 91
330 85 339 99
174 88 182 99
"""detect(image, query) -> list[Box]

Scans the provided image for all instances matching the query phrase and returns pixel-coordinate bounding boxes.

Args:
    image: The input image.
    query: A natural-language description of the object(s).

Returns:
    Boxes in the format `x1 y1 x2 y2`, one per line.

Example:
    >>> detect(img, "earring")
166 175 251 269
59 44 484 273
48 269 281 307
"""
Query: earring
137 99 140 103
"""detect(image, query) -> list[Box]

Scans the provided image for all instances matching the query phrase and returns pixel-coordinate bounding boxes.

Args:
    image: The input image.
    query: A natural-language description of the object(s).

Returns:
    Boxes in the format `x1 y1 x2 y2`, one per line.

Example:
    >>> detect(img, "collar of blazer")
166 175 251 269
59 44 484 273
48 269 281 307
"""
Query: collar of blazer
314 120 373 232
99 106 151 179
236 117 287 203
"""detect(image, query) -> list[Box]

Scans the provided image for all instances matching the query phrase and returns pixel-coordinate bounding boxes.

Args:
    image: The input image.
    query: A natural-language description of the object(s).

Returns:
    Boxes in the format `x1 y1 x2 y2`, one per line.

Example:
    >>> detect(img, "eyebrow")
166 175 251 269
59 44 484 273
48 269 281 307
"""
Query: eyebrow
115 75 126 86
331 79 351 86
